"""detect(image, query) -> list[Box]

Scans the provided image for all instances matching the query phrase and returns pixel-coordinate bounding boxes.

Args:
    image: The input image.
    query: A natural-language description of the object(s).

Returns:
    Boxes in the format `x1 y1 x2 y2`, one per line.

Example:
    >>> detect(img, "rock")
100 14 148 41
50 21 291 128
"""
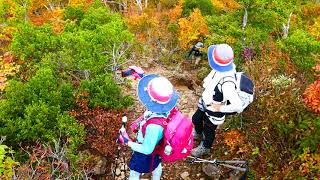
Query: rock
92 156 107 175
120 172 125 179
115 168 121 176
180 171 190 180
120 163 126 170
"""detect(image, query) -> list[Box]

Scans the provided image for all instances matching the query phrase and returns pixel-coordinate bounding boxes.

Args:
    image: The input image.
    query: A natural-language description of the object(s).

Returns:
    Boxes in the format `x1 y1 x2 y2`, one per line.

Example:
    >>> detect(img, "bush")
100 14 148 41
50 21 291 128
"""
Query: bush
11 24 60 62
0 67 84 150
79 74 134 109
63 5 85 23
278 30 319 76
182 0 215 16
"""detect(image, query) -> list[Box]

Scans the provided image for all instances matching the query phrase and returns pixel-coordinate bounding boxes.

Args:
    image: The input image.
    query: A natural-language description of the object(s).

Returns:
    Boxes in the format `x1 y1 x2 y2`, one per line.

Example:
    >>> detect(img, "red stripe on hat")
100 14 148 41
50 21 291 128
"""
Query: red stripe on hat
213 48 234 66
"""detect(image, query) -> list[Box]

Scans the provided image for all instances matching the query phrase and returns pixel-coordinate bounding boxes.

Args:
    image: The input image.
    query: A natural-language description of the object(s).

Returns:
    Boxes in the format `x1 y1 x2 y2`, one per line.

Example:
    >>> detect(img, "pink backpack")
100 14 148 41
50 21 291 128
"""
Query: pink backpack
140 107 194 163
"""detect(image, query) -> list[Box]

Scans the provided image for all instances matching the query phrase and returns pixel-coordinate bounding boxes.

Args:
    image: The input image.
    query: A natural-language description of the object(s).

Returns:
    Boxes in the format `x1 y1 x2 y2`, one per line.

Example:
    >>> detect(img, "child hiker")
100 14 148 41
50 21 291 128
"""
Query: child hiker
191 44 243 157
118 74 179 180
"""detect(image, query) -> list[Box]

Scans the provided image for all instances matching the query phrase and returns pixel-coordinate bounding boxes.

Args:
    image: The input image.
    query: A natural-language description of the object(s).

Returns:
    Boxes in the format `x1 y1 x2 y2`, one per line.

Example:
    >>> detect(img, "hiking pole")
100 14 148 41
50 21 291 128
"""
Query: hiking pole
114 114 128 178
186 156 248 172
120 115 128 179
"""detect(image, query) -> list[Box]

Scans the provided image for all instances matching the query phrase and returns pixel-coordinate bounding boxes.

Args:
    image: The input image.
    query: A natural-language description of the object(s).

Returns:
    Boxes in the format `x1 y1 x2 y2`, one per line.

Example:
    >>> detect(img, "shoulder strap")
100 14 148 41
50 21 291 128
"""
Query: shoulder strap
141 117 167 137
216 75 236 93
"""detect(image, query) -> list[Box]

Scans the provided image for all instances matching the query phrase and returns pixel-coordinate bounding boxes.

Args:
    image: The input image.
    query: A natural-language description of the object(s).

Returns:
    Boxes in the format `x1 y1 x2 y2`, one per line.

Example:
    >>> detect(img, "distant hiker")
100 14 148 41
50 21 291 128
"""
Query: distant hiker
191 44 243 157
118 74 184 180
187 42 204 65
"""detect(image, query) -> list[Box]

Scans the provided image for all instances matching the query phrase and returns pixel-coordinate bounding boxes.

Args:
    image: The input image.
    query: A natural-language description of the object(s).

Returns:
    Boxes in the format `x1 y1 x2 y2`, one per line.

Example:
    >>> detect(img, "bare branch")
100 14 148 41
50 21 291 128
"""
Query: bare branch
242 7 248 30
136 0 143 11
0 136 6 144
282 12 293 38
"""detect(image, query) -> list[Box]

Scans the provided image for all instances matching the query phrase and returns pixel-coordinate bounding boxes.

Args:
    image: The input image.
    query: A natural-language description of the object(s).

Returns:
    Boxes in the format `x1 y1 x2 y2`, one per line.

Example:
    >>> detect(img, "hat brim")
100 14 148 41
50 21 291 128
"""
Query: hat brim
137 74 179 113
208 45 234 72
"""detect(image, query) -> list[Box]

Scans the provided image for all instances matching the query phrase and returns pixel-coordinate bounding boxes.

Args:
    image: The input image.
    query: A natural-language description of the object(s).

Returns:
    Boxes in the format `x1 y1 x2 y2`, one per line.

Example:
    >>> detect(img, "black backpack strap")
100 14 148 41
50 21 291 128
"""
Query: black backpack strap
217 75 236 93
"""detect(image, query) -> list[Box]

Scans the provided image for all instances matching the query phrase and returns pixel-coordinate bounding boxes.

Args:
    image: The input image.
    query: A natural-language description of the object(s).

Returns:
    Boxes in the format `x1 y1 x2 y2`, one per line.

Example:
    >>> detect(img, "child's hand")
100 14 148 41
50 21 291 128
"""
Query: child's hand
207 103 222 112
118 130 131 145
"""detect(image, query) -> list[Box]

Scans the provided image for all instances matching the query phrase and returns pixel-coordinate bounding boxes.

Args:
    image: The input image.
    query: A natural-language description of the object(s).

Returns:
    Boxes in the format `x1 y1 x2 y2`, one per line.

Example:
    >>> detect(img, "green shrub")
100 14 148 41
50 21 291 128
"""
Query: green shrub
11 24 60 62
278 30 319 77
0 67 84 150
182 0 215 16
11 4 134 79
79 74 134 109
63 5 85 23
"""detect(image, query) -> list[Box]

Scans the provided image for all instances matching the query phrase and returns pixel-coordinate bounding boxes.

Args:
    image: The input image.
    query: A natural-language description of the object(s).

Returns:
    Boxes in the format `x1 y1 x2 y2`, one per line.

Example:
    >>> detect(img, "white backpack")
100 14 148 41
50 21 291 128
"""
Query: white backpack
221 72 254 112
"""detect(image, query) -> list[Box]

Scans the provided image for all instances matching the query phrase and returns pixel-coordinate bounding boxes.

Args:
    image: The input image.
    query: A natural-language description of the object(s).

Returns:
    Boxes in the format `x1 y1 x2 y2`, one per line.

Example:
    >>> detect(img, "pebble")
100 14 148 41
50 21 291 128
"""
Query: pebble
115 168 121 176
180 171 190 180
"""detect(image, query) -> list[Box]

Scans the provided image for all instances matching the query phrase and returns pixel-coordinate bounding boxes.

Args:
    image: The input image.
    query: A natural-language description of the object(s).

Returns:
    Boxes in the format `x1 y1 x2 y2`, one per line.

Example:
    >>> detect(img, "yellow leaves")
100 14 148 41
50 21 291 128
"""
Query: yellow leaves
211 0 240 11
68 0 88 7
127 13 158 30
298 148 320 175
309 16 320 40
223 130 245 153
30 8 64 27
0 55 20 91
178 9 208 49
167 4 182 22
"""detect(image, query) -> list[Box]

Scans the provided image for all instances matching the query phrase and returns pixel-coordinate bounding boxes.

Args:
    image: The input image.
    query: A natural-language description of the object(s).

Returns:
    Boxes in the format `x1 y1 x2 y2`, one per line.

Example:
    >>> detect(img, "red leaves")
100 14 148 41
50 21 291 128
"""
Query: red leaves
70 92 127 158
303 80 320 113
303 64 320 113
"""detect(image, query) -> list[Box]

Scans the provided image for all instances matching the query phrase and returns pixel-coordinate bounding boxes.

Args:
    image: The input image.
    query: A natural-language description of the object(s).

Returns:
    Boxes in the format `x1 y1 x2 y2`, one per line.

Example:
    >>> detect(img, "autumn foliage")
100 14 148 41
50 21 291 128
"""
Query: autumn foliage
223 130 244 153
178 8 208 49
303 65 320 113
70 92 125 158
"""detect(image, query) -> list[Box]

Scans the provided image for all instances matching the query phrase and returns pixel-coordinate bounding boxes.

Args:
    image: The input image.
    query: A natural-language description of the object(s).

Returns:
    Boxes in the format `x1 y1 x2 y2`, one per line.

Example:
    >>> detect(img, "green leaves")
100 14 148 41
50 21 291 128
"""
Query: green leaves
2 2 134 152
79 74 134 109
182 0 215 16
0 67 81 149
0 144 18 179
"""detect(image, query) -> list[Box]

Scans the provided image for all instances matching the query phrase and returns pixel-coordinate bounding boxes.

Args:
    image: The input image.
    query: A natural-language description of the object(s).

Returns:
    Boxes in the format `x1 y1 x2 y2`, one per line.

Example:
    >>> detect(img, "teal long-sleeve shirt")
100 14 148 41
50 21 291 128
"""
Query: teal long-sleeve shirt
130 123 164 155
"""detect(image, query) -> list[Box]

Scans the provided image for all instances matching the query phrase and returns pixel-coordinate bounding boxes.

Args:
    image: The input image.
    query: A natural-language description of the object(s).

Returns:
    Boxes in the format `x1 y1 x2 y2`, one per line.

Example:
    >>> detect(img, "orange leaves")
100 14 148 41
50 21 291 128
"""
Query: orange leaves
211 0 240 11
126 12 159 38
30 8 64 29
303 80 320 113
303 64 320 113
166 4 182 22
178 8 208 49
223 130 245 153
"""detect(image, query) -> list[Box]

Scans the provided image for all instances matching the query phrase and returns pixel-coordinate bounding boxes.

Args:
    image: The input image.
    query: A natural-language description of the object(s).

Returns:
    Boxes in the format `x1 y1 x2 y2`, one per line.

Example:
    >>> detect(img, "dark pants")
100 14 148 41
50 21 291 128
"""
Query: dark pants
192 108 218 148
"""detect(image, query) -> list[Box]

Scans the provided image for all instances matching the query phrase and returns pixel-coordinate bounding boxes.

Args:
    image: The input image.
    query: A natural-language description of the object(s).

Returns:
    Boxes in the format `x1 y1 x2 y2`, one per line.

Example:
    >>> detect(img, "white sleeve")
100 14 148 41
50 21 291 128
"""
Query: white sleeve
202 71 217 105
202 83 215 105
220 81 243 113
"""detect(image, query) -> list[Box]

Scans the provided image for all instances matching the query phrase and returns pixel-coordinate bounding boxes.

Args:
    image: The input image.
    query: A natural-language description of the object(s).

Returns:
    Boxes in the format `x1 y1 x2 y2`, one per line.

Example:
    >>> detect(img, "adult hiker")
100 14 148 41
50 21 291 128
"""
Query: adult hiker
118 74 179 180
187 42 204 65
191 44 243 157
